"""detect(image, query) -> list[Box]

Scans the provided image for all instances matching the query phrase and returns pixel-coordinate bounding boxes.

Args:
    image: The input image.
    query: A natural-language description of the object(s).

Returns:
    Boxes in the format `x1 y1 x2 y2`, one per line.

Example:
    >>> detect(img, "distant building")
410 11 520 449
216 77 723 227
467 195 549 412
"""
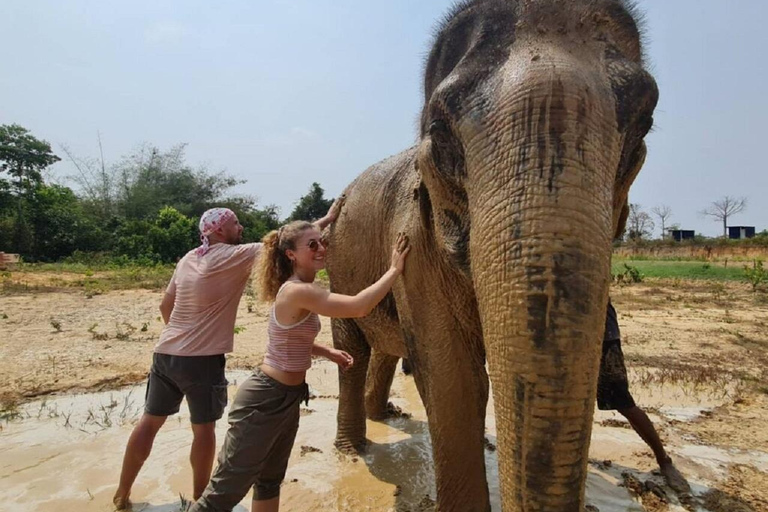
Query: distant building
668 229 695 242
728 226 756 239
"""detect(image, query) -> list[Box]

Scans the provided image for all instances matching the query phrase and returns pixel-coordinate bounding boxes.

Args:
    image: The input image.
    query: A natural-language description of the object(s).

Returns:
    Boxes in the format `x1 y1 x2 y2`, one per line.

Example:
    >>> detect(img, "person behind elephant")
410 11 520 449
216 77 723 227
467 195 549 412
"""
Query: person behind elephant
113 203 343 510
598 300 691 494
188 223 411 512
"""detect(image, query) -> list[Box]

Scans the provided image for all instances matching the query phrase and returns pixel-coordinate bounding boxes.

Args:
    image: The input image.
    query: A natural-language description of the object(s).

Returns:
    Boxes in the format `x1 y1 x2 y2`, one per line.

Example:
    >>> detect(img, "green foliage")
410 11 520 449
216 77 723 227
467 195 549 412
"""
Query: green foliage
612 259 745 281
743 260 767 292
613 263 644 285
288 182 333 222
114 144 245 219
0 125 327 264
0 124 60 193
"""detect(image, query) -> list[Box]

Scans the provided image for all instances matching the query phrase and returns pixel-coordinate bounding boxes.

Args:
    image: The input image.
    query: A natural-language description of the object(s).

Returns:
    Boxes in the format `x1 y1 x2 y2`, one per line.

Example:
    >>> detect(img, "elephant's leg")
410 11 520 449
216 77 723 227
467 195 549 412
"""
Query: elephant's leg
365 350 399 420
332 317 371 453
410 336 490 512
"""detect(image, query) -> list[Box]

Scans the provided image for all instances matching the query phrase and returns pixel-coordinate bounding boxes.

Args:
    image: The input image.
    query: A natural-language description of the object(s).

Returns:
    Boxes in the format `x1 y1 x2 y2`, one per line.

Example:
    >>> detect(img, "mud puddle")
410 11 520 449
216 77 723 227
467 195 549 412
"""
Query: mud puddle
0 361 764 511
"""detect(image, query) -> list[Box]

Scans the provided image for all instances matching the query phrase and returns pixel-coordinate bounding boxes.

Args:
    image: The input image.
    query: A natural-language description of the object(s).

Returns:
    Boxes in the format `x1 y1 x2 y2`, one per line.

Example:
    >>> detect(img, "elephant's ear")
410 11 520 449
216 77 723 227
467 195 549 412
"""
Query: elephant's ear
616 200 630 241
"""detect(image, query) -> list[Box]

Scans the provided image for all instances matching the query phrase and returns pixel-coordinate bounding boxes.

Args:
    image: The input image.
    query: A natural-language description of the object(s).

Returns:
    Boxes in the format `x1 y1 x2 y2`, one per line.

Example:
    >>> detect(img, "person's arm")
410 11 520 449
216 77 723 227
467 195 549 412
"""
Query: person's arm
160 287 176 324
312 344 354 370
159 270 177 324
313 194 346 231
290 233 410 318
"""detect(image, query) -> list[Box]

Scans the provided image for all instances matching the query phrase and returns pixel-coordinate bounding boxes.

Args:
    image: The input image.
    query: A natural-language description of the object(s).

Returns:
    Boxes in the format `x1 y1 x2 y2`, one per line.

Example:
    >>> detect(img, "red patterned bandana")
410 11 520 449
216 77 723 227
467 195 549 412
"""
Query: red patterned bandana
196 208 236 256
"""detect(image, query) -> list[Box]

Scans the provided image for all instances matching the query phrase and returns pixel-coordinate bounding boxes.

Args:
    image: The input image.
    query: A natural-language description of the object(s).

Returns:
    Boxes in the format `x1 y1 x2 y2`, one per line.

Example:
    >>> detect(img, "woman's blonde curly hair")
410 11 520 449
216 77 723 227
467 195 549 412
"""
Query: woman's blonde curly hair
256 220 314 302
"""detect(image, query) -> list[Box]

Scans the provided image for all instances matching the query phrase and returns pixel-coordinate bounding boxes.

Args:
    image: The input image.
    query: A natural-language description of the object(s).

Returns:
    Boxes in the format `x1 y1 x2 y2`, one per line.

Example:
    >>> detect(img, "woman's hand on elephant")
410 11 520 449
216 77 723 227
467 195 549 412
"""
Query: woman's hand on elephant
390 232 411 274
329 348 354 370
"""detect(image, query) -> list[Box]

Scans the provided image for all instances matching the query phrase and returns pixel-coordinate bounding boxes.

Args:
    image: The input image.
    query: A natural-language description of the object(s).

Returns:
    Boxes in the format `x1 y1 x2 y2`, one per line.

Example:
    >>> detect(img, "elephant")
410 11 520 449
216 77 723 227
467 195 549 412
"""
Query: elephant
324 0 658 510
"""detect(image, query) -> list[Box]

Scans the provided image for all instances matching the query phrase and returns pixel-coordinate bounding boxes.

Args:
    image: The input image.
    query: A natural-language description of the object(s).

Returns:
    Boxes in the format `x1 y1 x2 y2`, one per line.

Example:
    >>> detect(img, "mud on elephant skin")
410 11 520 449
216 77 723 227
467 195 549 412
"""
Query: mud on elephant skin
326 1 658 511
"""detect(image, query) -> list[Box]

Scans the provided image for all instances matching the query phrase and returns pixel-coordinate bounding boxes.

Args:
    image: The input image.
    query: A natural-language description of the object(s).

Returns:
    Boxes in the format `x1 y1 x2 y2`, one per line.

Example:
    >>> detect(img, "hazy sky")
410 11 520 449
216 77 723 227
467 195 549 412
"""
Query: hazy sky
2 0 765 236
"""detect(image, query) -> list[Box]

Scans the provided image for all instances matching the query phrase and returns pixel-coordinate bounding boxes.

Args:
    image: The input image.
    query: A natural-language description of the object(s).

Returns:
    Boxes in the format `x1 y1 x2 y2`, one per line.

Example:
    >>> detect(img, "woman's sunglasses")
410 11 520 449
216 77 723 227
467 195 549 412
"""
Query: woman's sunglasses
307 238 328 252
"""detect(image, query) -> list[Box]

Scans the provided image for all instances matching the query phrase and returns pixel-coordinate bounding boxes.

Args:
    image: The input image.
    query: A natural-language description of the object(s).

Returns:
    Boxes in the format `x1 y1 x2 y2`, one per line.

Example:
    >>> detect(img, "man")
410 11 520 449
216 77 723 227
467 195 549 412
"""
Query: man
598 300 691 494
114 201 342 510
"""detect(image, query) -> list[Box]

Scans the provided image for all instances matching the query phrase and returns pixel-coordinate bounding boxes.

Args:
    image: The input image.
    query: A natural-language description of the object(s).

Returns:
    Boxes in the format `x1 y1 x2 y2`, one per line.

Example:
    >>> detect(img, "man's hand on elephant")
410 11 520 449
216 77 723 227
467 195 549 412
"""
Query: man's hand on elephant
390 232 411 274
313 194 346 230
326 194 346 223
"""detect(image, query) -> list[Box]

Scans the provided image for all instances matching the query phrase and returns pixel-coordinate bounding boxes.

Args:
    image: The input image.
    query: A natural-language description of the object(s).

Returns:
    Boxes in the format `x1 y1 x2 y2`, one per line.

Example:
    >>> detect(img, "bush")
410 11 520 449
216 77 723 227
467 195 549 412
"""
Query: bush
743 260 767 292
613 263 644 285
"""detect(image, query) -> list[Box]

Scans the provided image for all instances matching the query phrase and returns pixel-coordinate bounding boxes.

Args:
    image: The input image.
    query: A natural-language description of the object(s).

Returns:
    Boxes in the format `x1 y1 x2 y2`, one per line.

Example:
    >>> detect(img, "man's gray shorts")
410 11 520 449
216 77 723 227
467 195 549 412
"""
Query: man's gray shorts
190 368 309 511
144 353 228 424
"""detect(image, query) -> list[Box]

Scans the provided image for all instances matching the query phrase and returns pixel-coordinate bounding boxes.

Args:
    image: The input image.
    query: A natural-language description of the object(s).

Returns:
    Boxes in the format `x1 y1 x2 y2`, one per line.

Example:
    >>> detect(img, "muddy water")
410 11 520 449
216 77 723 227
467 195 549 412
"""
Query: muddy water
0 360 763 511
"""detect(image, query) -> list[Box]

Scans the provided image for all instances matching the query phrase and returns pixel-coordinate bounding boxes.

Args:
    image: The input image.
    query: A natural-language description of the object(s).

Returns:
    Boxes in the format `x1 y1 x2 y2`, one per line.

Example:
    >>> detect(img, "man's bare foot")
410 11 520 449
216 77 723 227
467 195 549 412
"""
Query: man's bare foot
659 458 691 494
113 492 131 510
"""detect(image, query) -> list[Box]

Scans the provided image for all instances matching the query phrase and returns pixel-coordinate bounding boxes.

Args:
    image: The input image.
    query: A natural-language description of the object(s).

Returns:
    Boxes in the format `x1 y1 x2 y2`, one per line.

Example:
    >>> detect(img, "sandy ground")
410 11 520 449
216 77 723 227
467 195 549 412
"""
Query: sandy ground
1 277 767 511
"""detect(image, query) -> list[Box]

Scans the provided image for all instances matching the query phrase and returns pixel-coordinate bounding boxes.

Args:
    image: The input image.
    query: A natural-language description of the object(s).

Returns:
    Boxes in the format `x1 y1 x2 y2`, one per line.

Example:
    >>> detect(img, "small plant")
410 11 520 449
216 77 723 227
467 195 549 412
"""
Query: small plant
743 259 767 292
88 323 109 341
246 298 255 313
141 322 149 332
84 269 94 277
233 325 246 335
1 312 7 319
50 318 62 332
115 322 137 340
613 263 644 285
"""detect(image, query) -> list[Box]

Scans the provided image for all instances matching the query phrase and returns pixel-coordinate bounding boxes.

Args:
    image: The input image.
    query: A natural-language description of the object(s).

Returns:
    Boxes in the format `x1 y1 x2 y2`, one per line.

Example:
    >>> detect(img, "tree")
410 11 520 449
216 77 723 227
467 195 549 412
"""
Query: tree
288 182 333 222
61 134 116 218
701 196 747 237
0 124 61 255
0 124 61 195
113 143 245 219
626 203 655 241
651 204 673 239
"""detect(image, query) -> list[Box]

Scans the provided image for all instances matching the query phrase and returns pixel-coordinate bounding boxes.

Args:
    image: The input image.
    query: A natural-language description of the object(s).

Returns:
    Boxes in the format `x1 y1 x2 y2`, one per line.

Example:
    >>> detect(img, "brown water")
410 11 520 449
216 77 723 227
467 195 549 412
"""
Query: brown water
0 360 762 511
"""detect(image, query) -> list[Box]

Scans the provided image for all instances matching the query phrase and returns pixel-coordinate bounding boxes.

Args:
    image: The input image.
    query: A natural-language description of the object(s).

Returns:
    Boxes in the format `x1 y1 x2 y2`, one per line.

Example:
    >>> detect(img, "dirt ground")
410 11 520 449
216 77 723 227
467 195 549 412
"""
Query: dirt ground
1 274 767 511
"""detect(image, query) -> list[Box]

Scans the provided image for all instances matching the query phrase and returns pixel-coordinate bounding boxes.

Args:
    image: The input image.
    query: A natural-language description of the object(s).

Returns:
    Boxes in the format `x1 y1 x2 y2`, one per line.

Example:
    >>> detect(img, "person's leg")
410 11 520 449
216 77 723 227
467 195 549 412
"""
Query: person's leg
618 406 667 464
113 413 167 509
189 371 286 512
252 497 279 512
115 356 184 509
190 422 217 500
618 406 691 493
183 355 228 500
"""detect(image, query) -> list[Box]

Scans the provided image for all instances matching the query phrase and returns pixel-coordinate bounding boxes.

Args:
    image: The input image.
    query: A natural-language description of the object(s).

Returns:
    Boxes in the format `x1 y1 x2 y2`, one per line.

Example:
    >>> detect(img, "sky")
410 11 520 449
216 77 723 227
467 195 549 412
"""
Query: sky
1 0 765 236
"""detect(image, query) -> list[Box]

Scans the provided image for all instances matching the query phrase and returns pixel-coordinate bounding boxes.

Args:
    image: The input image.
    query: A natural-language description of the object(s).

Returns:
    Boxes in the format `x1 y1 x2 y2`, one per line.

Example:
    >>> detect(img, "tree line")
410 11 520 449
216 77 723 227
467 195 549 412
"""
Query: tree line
0 124 333 263
625 196 756 243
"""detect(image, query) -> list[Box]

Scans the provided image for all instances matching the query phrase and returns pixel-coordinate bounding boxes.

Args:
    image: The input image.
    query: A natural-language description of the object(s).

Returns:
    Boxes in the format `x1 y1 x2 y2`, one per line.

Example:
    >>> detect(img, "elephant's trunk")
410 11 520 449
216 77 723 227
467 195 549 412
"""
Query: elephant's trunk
467 51 620 510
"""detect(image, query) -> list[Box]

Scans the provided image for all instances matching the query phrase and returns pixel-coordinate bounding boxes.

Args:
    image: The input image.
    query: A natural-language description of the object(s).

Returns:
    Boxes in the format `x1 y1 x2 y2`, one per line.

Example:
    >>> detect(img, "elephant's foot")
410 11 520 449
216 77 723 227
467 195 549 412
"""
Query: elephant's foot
334 436 369 455
367 401 412 421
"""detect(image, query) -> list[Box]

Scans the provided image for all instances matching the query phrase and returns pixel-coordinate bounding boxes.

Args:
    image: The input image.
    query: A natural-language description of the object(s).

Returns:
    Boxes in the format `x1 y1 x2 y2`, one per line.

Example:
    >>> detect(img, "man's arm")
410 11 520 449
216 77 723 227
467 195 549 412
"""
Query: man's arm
313 194 346 231
159 288 176 324
159 270 177 324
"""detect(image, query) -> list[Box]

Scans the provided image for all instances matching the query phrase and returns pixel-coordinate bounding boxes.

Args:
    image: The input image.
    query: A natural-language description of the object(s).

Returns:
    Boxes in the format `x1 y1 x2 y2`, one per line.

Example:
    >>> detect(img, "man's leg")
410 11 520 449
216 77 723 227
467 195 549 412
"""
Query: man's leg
618 406 668 464
618 406 691 493
114 413 167 509
191 422 217 500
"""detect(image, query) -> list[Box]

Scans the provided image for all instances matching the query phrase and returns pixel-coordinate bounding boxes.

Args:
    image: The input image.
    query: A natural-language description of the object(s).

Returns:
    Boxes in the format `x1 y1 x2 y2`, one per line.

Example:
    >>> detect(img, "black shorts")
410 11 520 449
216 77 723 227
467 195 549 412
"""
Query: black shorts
596 339 636 411
145 353 228 424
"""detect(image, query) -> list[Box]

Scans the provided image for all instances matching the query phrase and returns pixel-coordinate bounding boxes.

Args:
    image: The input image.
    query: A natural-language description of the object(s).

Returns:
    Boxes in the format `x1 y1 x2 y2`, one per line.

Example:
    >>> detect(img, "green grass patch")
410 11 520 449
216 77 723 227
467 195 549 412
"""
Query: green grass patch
612 259 746 281
6 262 174 293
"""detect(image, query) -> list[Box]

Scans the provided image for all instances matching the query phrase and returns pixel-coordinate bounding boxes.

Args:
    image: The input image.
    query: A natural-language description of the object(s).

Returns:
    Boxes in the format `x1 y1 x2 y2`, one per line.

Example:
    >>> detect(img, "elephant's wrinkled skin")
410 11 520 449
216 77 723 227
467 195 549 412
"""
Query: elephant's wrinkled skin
325 1 657 510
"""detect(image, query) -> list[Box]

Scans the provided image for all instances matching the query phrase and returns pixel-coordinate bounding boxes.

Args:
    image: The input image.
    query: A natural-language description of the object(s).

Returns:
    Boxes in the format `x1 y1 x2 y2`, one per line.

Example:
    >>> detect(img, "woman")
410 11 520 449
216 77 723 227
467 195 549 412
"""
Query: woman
189 221 410 512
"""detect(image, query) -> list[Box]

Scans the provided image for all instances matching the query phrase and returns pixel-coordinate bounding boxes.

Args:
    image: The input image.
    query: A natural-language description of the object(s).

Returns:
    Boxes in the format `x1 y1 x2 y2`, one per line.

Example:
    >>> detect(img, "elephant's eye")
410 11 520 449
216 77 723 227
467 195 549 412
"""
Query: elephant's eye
429 120 448 135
